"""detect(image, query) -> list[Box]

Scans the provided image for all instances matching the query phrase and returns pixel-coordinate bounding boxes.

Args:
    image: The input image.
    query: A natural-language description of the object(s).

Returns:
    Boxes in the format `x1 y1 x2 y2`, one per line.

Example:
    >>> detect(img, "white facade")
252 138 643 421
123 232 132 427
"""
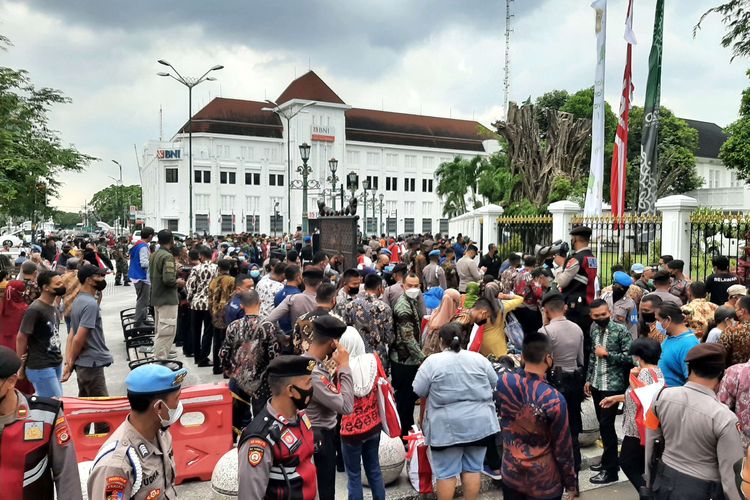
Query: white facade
141 74 498 236
688 156 749 211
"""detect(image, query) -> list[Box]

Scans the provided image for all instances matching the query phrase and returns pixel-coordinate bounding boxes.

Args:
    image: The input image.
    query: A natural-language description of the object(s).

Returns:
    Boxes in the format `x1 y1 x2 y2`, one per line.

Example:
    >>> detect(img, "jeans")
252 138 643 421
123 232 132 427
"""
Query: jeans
26 364 62 398
591 387 621 474
341 433 385 500
133 281 151 326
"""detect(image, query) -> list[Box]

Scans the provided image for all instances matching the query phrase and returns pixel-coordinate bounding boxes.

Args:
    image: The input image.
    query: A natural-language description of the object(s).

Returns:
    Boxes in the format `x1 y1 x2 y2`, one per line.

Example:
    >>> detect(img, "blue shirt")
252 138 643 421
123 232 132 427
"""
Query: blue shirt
274 285 301 333
659 330 699 387
453 243 465 260
224 294 244 327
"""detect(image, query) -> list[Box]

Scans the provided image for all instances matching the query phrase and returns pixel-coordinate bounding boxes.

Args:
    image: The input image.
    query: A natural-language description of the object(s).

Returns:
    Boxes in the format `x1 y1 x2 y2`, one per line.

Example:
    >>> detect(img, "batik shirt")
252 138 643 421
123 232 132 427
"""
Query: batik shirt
721 320 750 367
442 260 459 290
499 267 520 294
22 278 40 305
292 308 340 374
255 275 284 318
333 288 361 318
208 274 236 329
342 294 394 368
186 261 217 310
586 320 632 392
390 294 424 366
681 298 718 339
718 360 750 449
219 314 282 401
495 370 576 497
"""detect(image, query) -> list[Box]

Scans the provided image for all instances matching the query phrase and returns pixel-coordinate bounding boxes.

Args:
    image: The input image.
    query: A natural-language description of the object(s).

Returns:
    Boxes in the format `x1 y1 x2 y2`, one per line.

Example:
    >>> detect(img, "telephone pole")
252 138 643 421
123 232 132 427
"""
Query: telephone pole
503 0 514 120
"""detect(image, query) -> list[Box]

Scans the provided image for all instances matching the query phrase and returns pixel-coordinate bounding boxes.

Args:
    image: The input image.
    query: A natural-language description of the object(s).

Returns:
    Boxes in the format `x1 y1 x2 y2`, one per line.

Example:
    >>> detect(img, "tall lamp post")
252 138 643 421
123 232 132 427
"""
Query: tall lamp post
262 100 317 236
362 178 370 236
369 190 377 235
290 143 318 234
273 201 280 238
327 158 339 211
378 193 384 236
111 160 125 234
157 60 223 235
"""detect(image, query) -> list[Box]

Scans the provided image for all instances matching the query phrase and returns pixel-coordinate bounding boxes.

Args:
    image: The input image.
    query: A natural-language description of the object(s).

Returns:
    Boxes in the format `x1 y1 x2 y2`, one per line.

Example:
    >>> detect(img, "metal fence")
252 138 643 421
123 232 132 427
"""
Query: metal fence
497 215 553 257
689 212 750 283
571 214 662 288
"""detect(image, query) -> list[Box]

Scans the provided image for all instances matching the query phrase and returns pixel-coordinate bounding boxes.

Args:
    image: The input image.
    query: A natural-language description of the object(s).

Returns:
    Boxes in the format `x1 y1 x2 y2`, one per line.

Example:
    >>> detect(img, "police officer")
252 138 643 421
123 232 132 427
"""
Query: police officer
0 346 82 500
88 364 187 500
113 236 131 286
0 346 82 499
238 355 318 500
645 343 743 500
539 291 585 479
303 315 353 500
556 226 597 372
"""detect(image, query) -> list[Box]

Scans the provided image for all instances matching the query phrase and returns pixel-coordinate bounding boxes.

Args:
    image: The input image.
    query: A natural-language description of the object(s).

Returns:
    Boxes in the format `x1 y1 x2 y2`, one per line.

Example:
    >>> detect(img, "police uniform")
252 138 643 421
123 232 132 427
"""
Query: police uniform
238 356 318 500
0 346 82 500
87 364 188 500
645 343 744 500
303 315 354 500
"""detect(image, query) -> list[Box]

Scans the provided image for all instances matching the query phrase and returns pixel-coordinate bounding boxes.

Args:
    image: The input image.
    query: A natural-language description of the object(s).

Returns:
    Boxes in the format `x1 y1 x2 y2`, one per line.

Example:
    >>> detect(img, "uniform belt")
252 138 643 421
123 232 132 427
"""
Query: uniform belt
656 462 723 498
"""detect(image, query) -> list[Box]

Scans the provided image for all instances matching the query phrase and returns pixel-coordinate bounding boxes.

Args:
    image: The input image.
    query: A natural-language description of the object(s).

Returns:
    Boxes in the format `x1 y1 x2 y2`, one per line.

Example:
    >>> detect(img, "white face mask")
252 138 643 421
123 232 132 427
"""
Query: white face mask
324 263 331 274
404 288 420 300
157 400 184 428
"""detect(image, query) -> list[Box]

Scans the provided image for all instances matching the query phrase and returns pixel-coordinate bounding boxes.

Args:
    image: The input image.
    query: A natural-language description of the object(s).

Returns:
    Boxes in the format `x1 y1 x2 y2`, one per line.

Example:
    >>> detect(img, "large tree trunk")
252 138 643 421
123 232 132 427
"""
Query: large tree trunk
494 102 591 205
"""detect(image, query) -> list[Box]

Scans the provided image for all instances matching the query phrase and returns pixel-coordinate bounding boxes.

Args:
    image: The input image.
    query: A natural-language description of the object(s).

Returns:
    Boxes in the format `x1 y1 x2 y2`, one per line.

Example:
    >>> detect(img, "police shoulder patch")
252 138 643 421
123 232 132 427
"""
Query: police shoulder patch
55 424 70 446
105 475 127 499
321 375 338 393
247 445 265 467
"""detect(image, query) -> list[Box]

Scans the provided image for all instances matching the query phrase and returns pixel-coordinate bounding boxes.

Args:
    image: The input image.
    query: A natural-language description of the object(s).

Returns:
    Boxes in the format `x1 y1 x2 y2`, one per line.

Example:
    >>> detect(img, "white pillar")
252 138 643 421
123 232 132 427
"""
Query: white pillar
479 204 504 250
549 200 581 242
655 195 698 277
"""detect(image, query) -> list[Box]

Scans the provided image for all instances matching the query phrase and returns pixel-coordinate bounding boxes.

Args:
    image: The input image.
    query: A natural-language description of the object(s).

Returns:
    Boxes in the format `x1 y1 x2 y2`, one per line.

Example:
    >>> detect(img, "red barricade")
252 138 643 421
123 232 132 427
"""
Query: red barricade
62 382 233 484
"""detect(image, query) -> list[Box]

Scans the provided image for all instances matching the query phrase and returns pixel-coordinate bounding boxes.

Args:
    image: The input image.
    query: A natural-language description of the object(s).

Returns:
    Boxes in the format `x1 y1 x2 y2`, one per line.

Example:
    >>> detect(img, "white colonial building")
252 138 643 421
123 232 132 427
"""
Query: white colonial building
141 71 500 236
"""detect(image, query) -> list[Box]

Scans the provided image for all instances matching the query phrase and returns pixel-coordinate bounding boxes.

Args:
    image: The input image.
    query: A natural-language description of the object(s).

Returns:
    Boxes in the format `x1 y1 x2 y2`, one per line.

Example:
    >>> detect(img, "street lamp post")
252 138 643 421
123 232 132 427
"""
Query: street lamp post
327 158 339 211
379 193 384 236
273 201 280 238
157 60 223 235
369 190 377 236
362 178 370 236
111 160 125 234
262 100 317 236
291 142 318 235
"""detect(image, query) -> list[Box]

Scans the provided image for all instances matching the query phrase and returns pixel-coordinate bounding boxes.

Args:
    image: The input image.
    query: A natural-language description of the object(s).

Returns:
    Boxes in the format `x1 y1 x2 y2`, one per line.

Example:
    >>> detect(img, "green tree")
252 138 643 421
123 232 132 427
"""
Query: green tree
695 1 750 60
0 38 93 222
53 211 82 229
89 185 142 224
434 155 484 217
627 106 702 207
477 150 517 207
720 69 750 179
534 89 570 135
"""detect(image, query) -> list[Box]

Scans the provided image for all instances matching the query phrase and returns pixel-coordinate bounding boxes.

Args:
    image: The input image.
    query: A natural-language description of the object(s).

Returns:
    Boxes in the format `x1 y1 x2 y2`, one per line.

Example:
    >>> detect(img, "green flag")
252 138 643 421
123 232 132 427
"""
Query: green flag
637 0 664 214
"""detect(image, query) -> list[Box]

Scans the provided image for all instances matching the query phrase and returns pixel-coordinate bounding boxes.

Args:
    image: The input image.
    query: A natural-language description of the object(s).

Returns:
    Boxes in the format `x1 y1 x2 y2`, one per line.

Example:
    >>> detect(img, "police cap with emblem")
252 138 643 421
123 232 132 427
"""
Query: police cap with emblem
126 364 188 394
267 355 316 379
0 346 21 378
570 226 592 239
312 315 347 339
428 250 441 258
685 343 727 371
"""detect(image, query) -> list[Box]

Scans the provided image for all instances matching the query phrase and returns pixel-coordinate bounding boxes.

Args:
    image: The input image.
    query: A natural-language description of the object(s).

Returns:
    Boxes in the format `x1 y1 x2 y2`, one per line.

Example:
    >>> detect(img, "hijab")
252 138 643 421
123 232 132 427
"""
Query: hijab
428 289 461 332
339 326 377 397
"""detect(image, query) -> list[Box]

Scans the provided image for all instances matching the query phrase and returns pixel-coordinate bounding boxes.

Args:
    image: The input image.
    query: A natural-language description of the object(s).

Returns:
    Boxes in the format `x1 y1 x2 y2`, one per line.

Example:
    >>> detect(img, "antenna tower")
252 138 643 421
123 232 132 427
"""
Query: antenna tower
503 0 514 119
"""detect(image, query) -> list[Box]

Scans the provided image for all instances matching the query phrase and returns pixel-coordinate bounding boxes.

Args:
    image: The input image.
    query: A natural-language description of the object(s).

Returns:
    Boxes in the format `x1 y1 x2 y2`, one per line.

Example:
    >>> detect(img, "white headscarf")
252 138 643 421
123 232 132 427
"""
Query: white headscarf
339 326 377 397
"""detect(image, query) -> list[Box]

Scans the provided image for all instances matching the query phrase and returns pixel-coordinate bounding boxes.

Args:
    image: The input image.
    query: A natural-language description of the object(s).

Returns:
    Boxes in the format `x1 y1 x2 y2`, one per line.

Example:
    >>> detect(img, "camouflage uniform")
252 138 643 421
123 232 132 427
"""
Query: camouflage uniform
681 298 718 340
112 242 130 285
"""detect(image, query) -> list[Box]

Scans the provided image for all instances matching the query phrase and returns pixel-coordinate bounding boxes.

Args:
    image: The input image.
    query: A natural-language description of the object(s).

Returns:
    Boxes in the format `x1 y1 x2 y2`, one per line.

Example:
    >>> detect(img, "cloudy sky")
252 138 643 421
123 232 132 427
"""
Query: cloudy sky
1 0 745 212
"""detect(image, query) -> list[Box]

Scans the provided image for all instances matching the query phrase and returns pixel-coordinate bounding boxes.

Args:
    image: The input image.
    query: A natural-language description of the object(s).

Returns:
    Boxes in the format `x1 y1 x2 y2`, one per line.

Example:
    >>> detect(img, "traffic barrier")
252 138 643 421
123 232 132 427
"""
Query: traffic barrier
62 382 233 484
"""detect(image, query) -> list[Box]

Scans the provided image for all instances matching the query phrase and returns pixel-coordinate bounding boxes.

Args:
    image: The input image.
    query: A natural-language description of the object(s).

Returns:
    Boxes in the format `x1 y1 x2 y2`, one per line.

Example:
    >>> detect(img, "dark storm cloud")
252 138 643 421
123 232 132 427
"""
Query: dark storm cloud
23 0 538 76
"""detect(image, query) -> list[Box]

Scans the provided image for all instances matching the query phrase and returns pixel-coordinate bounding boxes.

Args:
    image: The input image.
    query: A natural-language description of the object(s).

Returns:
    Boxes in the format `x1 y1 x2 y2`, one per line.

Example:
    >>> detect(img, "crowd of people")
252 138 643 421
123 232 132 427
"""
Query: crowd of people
1 224 750 500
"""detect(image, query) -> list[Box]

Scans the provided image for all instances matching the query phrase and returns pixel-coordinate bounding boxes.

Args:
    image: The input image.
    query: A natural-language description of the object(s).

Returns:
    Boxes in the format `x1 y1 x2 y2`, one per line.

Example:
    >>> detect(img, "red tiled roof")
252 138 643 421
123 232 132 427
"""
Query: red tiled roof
276 70 346 105
178 98 282 138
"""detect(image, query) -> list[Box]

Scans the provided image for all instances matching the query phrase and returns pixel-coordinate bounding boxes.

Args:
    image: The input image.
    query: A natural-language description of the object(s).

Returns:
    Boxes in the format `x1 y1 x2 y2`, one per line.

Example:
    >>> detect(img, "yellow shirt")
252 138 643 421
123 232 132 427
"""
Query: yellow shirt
480 296 524 358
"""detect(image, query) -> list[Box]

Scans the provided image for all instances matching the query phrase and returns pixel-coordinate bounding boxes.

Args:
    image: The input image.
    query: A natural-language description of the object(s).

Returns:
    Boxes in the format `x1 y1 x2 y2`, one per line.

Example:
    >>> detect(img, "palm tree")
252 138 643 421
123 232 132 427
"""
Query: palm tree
434 155 484 217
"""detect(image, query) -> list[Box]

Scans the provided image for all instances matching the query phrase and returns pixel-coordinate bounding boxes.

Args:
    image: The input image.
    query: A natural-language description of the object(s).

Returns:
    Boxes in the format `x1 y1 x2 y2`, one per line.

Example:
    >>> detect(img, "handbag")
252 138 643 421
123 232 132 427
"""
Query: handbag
374 354 401 438
504 312 525 350
404 425 433 494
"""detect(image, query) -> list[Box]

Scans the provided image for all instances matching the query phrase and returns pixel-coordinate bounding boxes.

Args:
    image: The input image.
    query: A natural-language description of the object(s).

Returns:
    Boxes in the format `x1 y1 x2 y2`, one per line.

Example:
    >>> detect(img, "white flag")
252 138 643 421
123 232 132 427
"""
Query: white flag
584 0 608 217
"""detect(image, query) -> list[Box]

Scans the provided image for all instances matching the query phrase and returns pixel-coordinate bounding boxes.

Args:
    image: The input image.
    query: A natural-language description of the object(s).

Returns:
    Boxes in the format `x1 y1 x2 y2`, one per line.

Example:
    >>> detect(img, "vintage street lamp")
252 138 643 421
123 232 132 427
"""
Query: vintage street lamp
327 158 339 211
291 142 318 234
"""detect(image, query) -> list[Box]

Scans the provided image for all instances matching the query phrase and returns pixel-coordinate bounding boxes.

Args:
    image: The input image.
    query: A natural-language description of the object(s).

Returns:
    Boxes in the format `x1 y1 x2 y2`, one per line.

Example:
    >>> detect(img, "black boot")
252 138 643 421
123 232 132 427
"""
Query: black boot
589 470 618 484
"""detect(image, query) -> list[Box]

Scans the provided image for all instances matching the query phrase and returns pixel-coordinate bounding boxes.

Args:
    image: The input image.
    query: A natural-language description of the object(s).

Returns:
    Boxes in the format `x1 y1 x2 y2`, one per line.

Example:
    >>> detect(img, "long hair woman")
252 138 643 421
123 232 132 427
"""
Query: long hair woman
423 289 461 357
413 322 500 500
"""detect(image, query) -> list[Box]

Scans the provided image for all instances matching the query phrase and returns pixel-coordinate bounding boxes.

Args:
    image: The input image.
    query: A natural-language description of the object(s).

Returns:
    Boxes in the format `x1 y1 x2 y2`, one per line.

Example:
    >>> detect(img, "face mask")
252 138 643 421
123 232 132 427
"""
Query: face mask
641 312 656 323
612 286 626 303
53 286 67 296
94 280 107 292
325 264 331 274
476 317 488 326
648 279 654 288
250 270 260 278
656 321 667 335
594 318 610 329
404 288 420 300
157 400 184 428
290 385 314 410
348 286 360 296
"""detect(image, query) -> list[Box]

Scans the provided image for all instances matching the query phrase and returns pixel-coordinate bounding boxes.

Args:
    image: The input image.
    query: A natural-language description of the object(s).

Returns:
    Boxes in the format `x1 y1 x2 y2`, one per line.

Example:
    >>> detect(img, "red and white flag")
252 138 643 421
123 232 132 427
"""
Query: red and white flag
611 0 637 221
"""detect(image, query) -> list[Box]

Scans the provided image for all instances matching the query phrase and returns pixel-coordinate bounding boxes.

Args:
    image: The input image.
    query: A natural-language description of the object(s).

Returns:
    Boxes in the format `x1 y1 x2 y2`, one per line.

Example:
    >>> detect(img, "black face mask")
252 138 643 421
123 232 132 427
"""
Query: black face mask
612 286 627 303
53 286 67 296
94 280 107 292
348 286 360 296
641 312 656 323
594 318 610 329
476 318 488 326
290 385 314 410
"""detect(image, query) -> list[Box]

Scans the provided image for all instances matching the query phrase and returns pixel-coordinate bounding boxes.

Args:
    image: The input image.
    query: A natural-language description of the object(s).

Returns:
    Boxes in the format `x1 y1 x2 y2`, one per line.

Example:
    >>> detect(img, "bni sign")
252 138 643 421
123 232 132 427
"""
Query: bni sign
311 125 335 142
156 149 181 159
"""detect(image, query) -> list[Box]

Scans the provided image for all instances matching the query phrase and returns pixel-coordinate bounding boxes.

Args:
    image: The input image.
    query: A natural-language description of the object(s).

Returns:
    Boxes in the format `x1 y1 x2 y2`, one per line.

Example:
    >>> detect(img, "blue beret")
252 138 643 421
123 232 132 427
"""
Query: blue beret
304 236 312 242
126 364 187 394
379 248 392 256
613 271 633 287
428 250 441 257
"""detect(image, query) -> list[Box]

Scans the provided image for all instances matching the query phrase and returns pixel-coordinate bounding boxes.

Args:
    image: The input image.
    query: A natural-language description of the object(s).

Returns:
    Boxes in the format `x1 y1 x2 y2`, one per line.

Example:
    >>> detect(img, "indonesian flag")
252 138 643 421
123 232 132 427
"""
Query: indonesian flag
611 0 636 222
